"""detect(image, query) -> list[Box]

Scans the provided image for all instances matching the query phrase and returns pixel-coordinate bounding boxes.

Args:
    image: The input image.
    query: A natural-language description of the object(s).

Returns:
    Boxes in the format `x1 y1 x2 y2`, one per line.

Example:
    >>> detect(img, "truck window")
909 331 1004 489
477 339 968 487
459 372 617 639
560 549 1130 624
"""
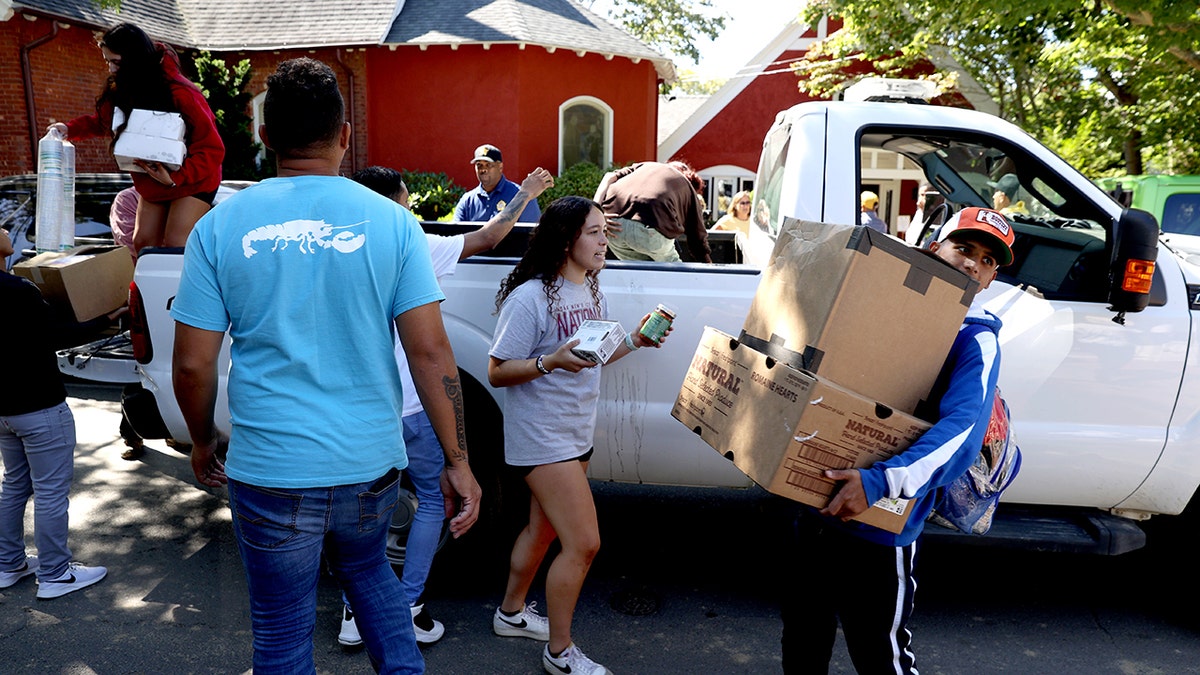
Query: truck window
1162 194 1200 236
754 123 789 238
862 128 1112 303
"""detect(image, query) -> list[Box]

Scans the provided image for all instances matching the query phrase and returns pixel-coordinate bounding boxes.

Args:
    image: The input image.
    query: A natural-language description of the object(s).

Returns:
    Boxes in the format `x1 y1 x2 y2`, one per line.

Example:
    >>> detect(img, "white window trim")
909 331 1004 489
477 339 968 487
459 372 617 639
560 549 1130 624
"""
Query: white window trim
251 91 267 167
558 96 613 174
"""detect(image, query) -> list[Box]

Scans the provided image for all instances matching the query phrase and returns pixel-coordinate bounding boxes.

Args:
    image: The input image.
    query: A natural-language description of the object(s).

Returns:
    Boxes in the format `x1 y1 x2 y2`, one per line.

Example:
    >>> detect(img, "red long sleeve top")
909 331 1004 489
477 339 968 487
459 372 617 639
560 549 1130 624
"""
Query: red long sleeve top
65 48 224 203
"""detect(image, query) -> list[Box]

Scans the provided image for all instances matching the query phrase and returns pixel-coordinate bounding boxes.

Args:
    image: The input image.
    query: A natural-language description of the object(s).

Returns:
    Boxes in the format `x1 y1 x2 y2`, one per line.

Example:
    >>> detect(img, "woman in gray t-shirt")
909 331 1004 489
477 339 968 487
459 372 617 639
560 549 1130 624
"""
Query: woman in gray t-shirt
487 197 668 675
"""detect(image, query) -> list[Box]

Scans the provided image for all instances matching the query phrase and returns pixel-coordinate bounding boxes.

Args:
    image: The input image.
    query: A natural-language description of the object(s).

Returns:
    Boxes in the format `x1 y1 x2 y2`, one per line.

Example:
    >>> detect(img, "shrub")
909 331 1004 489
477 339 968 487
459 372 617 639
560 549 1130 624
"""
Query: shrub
402 171 465 221
537 161 609 211
191 52 271 180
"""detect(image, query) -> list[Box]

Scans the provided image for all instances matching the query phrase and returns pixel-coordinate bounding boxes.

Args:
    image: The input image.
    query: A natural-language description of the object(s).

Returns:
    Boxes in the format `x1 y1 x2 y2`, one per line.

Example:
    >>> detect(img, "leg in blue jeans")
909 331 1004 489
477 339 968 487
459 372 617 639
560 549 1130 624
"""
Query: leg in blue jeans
229 472 422 674
400 411 445 606
0 402 76 579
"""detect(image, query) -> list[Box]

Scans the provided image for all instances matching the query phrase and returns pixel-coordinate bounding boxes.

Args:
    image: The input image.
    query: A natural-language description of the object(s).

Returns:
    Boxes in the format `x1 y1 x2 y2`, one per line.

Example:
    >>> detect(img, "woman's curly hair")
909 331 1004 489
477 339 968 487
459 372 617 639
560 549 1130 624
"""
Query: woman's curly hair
495 196 603 315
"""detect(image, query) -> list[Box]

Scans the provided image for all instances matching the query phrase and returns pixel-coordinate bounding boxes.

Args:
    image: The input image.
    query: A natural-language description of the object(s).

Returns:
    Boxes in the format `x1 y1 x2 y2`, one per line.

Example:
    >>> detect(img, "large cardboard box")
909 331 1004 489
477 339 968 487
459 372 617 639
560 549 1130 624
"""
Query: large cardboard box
741 218 978 414
14 245 133 322
673 327 930 533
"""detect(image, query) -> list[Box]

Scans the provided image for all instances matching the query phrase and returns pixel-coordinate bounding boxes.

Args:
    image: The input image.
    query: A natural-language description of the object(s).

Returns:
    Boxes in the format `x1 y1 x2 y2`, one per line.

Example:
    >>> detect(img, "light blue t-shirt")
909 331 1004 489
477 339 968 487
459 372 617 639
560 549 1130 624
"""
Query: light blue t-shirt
171 175 444 488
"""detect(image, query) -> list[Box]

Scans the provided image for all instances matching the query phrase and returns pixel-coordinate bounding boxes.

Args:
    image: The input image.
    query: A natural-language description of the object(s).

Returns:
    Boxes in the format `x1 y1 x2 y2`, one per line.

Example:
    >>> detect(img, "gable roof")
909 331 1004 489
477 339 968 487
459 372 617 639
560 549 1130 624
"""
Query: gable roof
657 15 998 161
11 0 673 79
384 0 672 79
658 94 708 146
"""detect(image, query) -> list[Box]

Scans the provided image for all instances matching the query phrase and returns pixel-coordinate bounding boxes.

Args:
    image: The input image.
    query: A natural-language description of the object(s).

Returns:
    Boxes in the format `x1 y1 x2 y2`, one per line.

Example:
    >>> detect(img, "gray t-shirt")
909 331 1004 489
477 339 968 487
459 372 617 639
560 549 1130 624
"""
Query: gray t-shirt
490 277 608 466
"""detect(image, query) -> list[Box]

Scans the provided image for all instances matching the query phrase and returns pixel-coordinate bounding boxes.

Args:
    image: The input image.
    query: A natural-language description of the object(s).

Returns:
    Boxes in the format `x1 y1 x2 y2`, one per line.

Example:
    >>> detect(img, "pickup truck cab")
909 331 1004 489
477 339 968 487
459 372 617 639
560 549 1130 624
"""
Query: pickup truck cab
88 94 1192 557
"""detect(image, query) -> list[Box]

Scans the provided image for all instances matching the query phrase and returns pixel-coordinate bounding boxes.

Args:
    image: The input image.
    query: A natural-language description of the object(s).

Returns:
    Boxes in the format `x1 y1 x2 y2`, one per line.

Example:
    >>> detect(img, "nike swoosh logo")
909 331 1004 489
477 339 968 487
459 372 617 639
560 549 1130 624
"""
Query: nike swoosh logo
50 574 76 584
499 616 528 629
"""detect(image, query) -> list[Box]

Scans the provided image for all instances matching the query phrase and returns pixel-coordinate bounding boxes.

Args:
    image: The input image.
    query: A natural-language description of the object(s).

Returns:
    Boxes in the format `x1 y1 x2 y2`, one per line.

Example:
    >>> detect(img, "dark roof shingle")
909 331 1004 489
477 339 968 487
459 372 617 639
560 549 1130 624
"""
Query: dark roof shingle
13 0 673 78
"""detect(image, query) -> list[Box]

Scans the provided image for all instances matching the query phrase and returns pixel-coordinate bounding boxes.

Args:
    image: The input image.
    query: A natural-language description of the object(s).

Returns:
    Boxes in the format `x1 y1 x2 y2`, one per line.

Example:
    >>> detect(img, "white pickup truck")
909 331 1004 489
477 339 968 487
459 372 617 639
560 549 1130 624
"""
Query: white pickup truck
78 96 1191 556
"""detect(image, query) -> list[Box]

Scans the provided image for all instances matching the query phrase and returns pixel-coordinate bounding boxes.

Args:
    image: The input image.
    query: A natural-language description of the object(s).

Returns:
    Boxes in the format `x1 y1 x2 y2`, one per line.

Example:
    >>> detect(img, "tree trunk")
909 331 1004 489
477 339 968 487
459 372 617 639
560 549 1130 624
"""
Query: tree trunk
1124 129 1143 175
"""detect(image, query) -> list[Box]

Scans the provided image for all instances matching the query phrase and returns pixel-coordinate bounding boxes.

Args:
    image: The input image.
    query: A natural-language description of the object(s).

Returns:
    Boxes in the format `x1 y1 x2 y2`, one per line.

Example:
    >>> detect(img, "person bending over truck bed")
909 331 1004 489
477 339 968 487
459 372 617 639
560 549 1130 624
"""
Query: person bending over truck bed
170 58 479 675
593 161 711 263
781 207 1014 674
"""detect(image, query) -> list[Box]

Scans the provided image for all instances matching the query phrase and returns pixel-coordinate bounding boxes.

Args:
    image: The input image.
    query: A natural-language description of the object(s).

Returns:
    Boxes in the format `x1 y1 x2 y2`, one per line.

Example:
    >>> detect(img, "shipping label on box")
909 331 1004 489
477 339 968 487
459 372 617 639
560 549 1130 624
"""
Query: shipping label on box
14 245 133 322
741 218 978 414
570 320 626 364
673 327 930 533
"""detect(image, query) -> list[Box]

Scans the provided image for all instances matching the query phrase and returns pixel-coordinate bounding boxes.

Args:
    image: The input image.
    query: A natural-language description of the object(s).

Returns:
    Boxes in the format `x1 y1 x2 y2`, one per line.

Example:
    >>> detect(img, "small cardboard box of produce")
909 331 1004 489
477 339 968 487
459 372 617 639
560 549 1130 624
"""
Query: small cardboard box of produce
112 108 187 172
741 218 977 414
14 245 133 322
672 327 930 533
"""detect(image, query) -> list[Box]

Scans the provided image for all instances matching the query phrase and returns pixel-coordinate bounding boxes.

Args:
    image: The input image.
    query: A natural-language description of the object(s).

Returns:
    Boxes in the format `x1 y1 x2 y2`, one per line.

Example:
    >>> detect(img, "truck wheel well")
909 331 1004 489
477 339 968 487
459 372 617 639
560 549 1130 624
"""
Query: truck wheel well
454 369 530 573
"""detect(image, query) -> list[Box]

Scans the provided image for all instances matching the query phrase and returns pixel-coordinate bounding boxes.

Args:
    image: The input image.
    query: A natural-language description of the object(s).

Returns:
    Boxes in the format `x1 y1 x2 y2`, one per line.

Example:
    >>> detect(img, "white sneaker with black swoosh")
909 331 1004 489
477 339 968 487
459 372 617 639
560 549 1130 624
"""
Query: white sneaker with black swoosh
0 555 38 588
543 642 611 675
492 602 550 640
36 562 106 599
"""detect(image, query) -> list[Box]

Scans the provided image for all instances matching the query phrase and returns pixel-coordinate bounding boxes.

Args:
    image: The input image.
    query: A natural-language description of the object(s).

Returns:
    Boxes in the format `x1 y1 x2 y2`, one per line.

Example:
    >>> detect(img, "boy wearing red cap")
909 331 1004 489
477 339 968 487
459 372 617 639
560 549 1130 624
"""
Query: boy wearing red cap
781 207 1014 674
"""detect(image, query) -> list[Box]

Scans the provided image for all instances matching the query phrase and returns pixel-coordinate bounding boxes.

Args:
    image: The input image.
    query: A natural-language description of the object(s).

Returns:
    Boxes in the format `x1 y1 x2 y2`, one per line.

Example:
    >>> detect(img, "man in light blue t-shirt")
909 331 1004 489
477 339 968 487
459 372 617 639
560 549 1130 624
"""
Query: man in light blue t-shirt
170 58 480 675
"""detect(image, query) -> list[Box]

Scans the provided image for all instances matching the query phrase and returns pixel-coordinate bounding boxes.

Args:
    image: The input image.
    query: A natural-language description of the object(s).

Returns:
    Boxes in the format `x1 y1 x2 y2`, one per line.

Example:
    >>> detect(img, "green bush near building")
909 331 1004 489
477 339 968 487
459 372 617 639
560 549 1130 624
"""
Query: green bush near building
403 171 465 221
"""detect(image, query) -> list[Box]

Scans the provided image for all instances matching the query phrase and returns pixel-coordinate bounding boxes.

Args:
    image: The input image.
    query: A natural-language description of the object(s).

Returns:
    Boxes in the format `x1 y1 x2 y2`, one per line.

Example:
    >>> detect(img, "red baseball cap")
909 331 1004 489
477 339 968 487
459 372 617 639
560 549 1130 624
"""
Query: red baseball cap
936 207 1015 266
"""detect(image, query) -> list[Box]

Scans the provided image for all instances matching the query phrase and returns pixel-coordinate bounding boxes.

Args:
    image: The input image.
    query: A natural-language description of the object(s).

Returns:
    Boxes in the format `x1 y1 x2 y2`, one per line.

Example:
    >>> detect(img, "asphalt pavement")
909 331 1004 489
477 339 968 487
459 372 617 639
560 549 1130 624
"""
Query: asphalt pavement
3 385 1200 674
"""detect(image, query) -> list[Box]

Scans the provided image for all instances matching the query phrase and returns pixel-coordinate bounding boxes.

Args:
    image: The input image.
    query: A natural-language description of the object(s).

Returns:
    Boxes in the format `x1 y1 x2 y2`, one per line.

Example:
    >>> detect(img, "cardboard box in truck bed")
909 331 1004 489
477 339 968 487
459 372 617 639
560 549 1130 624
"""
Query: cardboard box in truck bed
673 327 930 533
741 218 977 414
14 245 133 322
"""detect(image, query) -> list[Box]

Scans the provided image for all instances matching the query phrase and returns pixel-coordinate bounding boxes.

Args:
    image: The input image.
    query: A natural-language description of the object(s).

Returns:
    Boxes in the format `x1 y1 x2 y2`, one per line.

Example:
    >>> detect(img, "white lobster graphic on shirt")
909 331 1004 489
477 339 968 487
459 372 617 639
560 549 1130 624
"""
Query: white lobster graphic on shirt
241 219 367 258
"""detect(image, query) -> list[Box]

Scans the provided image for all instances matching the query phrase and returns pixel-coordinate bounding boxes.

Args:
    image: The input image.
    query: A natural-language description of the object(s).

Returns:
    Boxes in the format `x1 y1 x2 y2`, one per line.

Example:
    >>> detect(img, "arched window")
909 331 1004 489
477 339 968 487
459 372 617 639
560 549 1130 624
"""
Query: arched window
559 97 612 174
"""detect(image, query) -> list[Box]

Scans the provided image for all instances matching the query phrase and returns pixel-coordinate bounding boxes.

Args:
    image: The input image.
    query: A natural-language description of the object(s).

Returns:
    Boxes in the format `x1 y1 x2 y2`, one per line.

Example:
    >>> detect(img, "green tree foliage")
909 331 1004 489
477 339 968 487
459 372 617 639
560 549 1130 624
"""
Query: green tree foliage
670 69 728 96
795 1 1200 176
402 171 465 221
601 0 728 63
191 52 269 180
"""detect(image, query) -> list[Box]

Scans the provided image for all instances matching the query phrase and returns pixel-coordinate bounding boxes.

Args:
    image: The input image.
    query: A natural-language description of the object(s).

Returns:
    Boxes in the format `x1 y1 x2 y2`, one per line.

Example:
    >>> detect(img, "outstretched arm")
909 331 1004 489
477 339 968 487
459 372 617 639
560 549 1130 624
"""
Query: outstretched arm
460 168 555 259
396 302 481 537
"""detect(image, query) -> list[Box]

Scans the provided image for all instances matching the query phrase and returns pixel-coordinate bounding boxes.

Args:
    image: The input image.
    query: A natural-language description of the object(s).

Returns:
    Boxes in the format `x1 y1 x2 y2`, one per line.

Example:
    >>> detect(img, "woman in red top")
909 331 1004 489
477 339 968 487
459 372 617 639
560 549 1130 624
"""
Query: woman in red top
50 23 224 253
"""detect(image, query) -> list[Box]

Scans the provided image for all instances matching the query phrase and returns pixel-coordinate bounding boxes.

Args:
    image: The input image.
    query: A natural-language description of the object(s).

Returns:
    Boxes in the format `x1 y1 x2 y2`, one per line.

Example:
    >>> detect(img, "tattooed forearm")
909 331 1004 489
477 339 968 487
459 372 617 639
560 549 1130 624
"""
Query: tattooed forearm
442 374 468 464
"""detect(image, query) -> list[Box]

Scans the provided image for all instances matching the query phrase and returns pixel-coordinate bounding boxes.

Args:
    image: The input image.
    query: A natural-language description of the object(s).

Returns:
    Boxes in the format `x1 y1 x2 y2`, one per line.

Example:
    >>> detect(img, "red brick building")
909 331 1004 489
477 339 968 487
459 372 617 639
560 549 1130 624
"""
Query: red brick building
3 0 674 189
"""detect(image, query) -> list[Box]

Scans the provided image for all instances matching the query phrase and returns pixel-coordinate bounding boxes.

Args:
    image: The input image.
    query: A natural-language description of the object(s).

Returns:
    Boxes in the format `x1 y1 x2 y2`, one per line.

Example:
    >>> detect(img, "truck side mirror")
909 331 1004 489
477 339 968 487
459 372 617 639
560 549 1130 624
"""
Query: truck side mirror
1108 208 1158 319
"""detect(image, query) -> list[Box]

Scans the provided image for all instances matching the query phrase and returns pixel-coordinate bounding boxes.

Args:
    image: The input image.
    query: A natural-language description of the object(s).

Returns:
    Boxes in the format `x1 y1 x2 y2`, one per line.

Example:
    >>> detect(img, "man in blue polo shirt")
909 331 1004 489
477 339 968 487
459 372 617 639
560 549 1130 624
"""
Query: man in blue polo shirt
452 144 541 223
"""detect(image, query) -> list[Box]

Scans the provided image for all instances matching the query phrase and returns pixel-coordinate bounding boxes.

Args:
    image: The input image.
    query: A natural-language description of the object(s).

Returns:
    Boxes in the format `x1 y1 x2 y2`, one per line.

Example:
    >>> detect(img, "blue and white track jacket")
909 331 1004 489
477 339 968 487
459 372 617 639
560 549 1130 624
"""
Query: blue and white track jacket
840 304 1003 547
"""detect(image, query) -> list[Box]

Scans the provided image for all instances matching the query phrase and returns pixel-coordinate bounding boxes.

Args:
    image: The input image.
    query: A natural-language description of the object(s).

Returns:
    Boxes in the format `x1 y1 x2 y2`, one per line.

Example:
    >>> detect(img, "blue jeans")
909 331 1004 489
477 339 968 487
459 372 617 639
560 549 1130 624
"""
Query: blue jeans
0 402 75 580
399 411 444 606
228 471 423 674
